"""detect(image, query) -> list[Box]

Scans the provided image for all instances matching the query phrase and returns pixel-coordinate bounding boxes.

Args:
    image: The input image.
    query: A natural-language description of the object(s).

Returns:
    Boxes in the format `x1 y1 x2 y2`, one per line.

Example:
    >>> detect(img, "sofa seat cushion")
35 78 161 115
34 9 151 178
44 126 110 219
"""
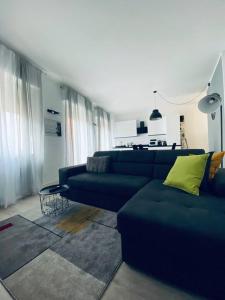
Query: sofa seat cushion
67 173 150 198
118 180 225 254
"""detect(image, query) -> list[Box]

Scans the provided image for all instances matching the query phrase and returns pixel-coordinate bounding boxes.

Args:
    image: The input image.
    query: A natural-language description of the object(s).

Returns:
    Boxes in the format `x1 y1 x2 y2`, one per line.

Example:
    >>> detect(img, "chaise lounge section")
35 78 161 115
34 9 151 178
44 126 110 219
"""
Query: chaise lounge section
59 149 225 299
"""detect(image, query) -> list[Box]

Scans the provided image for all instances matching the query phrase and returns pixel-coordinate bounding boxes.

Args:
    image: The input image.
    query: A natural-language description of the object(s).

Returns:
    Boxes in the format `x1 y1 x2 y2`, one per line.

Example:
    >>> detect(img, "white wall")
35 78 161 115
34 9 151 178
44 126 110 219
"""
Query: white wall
208 56 225 152
184 104 208 150
113 100 208 151
42 74 65 186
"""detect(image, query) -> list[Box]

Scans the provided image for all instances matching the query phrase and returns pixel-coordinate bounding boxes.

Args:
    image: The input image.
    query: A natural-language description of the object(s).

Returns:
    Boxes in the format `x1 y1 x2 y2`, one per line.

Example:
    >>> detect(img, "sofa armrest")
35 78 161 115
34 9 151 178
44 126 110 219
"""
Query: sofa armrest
59 164 86 185
211 168 225 197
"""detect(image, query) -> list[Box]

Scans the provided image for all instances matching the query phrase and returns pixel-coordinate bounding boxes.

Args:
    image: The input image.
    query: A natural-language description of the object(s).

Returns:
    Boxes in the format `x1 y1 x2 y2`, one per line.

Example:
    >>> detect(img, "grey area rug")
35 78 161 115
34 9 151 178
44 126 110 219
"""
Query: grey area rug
0 215 60 279
4 249 105 300
3 202 121 300
51 222 121 284
34 202 117 237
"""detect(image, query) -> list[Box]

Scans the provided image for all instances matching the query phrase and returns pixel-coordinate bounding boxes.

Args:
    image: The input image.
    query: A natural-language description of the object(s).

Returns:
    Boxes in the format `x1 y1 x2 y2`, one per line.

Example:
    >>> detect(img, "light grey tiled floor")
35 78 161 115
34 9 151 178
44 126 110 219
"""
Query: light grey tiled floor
102 263 204 300
0 196 204 300
0 195 42 222
0 282 13 300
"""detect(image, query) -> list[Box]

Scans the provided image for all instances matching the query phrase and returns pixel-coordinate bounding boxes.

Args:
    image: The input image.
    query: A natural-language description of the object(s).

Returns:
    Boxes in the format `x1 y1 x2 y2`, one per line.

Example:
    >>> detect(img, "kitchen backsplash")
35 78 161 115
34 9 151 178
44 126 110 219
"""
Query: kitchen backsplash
114 134 168 146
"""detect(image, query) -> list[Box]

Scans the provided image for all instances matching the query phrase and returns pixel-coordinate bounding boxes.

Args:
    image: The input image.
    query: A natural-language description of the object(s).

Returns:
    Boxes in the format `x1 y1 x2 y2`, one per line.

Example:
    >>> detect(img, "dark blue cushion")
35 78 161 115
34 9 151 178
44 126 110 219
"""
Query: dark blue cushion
118 179 225 245
94 149 205 179
67 173 150 198
94 150 155 177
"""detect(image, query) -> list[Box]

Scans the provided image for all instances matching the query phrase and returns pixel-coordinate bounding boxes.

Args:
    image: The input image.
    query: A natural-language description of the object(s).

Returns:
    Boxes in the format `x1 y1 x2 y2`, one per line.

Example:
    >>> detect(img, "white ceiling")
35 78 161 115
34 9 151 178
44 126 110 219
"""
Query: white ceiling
0 0 225 115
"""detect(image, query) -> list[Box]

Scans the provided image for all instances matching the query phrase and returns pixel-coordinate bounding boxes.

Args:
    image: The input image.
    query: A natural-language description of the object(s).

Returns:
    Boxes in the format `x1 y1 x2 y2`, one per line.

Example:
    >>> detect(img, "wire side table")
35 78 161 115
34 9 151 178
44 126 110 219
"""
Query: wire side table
39 184 70 216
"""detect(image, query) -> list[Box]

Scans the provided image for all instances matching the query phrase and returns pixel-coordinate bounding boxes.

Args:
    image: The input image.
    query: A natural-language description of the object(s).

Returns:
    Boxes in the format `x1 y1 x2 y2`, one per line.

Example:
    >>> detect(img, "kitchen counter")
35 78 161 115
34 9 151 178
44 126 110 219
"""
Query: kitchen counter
114 144 181 149
113 144 182 150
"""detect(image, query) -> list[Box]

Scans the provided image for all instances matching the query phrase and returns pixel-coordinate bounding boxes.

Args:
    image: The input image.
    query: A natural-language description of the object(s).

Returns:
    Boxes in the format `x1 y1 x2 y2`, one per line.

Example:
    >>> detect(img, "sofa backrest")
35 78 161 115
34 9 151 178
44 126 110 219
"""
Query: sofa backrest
94 149 204 179
94 150 155 177
153 149 204 179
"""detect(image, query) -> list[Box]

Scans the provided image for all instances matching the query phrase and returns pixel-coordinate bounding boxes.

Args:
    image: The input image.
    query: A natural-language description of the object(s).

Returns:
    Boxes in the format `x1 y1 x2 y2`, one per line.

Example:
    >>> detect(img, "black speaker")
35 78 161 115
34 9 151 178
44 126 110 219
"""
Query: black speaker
140 121 145 127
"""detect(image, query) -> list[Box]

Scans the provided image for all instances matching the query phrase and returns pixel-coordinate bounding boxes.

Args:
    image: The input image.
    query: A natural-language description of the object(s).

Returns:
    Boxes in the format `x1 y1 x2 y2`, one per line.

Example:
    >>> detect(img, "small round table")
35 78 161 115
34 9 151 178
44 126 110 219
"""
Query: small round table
39 184 70 216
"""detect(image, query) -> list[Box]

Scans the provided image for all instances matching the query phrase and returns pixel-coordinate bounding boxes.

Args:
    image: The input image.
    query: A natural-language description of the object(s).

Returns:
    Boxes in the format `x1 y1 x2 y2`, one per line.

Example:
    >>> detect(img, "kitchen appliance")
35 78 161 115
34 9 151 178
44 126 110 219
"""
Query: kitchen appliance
150 139 157 145
157 140 162 146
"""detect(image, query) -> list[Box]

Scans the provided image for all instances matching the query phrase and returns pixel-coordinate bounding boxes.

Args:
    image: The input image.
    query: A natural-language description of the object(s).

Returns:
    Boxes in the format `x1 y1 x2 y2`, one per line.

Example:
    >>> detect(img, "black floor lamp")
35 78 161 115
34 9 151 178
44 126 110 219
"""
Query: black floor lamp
220 105 223 155
198 92 223 166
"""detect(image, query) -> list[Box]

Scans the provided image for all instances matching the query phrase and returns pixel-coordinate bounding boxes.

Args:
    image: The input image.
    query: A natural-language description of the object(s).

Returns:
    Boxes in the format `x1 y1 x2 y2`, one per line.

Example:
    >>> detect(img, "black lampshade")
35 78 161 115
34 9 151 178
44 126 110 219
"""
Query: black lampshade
149 109 162 120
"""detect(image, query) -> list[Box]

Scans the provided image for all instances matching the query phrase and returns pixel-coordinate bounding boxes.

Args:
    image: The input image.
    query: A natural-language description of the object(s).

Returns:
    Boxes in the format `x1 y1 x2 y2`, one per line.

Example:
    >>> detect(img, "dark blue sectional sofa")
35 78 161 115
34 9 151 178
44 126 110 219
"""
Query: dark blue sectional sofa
59 150 225 299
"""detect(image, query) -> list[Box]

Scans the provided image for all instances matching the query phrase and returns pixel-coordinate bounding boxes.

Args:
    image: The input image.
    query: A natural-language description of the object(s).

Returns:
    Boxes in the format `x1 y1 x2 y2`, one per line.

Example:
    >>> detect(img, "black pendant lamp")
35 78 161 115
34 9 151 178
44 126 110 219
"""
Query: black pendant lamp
149 90 162 121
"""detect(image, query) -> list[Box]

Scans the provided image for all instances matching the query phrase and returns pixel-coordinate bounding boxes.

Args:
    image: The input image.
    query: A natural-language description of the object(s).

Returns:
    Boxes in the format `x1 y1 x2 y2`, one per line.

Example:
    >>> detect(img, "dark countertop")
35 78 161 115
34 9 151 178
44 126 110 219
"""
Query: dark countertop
114 144 181 149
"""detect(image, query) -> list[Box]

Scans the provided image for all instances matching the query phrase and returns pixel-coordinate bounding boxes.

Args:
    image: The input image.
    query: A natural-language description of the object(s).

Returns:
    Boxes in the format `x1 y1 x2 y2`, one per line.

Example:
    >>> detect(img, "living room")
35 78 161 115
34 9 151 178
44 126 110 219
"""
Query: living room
0 1 225 300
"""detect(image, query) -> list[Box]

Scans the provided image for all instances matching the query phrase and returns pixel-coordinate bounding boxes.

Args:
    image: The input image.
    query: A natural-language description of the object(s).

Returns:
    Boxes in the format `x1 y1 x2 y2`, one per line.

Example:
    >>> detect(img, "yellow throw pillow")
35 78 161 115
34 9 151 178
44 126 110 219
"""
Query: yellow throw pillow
209 151 225 180
163 154 209 196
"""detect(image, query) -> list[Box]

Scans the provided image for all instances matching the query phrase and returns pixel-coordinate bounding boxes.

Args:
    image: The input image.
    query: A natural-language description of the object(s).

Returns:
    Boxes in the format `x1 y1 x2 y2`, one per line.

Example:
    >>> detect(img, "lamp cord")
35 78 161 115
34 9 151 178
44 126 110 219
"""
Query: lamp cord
157 86 207 106
153 90 157 109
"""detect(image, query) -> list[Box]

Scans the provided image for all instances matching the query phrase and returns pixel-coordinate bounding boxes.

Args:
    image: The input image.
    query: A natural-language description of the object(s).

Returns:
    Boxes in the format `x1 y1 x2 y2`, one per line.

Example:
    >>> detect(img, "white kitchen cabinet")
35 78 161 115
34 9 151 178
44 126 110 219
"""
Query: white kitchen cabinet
114 120 137 138
148 117 167 136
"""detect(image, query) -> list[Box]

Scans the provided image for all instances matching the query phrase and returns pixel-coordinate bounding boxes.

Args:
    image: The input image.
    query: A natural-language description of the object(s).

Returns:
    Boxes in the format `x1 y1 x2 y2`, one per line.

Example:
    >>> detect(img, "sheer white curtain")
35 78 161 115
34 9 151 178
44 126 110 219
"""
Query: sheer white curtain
0 43 43 207
95 106 112 151
63 87 95 165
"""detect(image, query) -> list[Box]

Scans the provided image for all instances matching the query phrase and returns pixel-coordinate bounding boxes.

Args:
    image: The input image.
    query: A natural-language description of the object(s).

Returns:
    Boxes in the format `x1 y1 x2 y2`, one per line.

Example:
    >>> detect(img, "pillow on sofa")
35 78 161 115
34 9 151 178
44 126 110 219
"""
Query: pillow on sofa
209 151 225 180
163 153 209 196
189 152 213 192
86 156 111 173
